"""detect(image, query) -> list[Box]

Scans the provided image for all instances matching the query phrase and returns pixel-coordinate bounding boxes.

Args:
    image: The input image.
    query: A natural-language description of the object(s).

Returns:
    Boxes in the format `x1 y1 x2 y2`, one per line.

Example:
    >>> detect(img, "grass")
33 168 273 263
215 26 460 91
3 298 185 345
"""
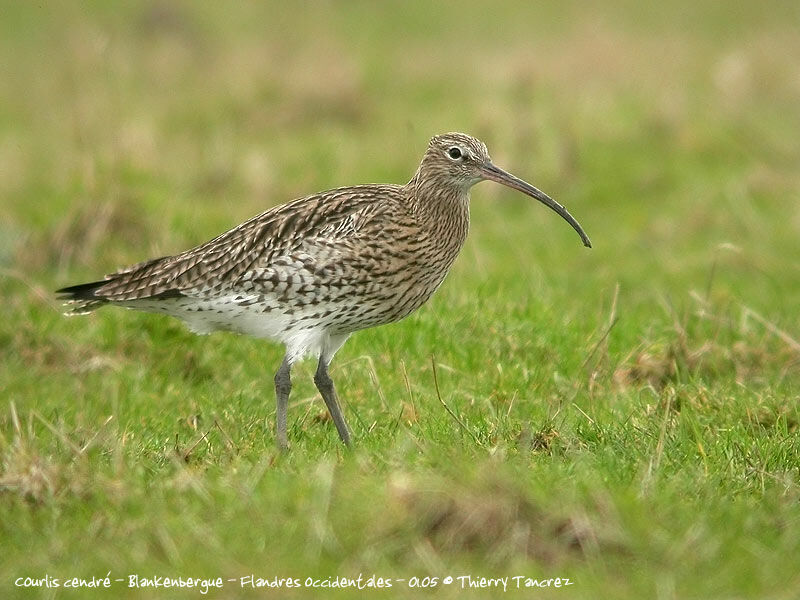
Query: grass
2 1 800 598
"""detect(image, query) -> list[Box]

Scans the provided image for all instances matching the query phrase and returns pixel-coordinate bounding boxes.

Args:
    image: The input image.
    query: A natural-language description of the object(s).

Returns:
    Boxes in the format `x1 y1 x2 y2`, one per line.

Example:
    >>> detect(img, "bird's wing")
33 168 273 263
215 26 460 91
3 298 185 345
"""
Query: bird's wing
82 185 403 302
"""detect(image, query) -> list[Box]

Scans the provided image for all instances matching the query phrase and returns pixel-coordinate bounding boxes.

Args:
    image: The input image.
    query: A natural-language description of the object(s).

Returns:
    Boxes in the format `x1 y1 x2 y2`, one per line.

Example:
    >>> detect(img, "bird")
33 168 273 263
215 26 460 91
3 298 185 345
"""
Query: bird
57 132 591 449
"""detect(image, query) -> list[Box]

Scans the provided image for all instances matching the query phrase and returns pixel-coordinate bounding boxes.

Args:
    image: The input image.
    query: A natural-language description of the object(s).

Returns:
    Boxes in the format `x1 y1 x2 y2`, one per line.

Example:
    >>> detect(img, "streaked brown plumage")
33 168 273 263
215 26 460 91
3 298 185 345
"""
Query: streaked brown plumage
58 132 591 448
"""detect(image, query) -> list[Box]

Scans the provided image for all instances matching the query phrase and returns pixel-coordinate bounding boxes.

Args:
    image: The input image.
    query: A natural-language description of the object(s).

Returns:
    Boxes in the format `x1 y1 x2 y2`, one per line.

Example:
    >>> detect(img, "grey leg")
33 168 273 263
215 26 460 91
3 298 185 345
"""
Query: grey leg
274 356 291 450
313 359 352 446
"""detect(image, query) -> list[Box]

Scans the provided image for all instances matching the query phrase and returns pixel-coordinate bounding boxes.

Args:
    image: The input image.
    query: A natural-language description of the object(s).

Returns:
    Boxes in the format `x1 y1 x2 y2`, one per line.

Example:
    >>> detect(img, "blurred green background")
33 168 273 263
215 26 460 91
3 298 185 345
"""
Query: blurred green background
1 1 799 598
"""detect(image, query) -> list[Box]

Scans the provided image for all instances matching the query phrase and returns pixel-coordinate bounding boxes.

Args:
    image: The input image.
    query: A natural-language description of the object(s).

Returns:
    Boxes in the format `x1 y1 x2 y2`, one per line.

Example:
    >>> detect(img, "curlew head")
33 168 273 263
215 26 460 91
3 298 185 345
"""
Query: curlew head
418 132 592 248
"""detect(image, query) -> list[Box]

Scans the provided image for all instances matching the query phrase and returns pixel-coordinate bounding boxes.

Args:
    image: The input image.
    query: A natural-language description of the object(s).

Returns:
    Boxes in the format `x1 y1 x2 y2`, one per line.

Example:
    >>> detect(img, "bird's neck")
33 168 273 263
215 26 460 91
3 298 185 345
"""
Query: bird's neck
404 172 471 257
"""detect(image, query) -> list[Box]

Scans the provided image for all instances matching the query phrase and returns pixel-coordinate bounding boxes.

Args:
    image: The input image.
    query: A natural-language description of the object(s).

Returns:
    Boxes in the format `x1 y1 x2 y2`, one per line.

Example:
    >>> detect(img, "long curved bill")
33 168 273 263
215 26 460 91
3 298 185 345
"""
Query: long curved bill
480 162 592 248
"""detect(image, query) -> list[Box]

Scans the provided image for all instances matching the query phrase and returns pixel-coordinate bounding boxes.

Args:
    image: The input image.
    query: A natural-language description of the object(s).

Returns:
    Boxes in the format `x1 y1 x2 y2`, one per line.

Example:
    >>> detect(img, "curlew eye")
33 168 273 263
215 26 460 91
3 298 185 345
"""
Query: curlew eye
447 146 463 160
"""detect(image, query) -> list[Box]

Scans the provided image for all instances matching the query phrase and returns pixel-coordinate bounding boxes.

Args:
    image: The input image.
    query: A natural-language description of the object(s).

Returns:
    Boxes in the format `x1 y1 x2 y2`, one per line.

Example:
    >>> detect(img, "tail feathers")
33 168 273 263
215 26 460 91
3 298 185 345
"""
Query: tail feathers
56 276 186 315
56 280 110 314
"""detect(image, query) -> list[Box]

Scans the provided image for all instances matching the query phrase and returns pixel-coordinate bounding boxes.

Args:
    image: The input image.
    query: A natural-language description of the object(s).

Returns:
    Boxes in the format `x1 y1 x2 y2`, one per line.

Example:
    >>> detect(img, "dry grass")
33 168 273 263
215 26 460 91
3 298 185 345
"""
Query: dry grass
385 469 626 566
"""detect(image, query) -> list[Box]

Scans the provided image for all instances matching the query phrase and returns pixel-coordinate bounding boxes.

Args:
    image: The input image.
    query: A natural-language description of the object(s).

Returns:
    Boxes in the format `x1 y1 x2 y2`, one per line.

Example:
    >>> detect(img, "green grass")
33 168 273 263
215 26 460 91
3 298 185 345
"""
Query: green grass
2 1 800 598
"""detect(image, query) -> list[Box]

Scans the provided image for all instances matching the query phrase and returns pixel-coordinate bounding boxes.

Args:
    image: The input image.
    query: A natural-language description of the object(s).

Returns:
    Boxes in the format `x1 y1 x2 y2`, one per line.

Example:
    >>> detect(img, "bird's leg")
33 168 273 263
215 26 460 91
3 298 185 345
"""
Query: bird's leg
313 359 351 446
274 356 291 450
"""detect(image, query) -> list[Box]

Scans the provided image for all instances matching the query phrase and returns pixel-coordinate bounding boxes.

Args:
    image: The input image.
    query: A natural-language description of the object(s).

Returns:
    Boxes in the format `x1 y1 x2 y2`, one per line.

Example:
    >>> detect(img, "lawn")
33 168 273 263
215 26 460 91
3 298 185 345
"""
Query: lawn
1 1 799 598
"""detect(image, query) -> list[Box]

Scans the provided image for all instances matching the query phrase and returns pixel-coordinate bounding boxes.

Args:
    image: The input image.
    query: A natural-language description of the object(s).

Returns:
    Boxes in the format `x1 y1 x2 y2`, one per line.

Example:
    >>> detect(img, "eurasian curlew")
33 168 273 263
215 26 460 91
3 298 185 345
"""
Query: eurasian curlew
57 132 591 449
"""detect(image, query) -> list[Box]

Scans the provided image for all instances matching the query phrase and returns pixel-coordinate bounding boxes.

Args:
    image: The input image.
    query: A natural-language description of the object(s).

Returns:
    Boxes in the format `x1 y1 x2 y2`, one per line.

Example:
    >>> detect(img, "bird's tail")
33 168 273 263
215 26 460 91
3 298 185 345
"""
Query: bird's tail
56 280 111 315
